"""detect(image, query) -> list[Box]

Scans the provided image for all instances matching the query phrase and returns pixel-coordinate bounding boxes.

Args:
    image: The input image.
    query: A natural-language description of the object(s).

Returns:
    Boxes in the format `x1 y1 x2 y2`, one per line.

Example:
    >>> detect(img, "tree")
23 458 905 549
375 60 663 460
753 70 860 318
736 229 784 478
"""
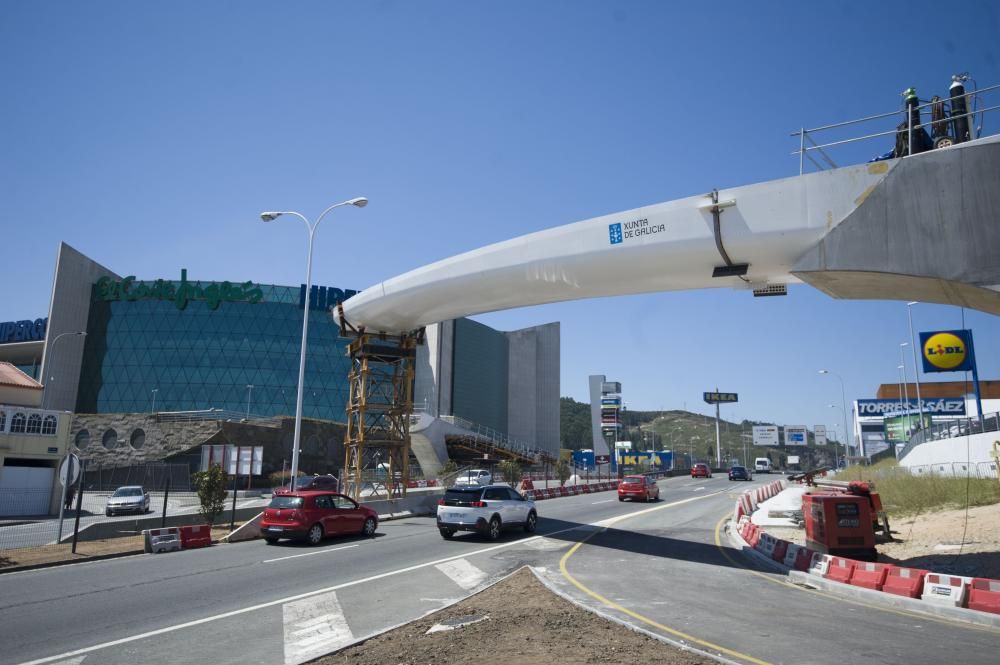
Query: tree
555 459 571 487
498 459 522 486
192 463 228 524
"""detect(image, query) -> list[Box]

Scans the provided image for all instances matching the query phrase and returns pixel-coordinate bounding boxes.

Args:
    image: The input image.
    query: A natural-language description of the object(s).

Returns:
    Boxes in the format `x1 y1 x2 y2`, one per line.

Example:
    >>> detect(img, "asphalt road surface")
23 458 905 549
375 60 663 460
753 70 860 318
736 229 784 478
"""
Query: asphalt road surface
0 476 996 665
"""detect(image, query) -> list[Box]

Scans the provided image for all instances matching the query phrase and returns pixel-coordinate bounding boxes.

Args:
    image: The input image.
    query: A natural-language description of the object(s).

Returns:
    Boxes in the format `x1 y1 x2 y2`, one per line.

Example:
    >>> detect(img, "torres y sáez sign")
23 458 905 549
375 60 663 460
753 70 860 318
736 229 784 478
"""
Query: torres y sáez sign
855 398 966 417
95 270 263 311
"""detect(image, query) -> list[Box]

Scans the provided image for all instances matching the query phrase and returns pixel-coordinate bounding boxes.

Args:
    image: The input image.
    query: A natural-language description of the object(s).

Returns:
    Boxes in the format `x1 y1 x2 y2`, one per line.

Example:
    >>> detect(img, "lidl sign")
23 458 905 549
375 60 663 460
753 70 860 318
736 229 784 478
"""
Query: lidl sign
920 330 973 373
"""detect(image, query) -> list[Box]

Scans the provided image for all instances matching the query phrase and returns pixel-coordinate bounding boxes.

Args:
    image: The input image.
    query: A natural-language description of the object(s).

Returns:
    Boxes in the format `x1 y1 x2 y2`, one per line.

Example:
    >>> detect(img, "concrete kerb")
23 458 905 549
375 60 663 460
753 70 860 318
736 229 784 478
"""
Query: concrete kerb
726 520 1000 628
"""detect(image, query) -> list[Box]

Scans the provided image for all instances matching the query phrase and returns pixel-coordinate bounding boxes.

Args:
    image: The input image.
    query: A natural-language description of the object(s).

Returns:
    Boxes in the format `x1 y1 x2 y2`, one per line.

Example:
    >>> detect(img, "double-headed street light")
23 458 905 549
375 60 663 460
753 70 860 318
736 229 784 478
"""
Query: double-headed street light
906 302 925 422
819 369 851 467
260 197 368 488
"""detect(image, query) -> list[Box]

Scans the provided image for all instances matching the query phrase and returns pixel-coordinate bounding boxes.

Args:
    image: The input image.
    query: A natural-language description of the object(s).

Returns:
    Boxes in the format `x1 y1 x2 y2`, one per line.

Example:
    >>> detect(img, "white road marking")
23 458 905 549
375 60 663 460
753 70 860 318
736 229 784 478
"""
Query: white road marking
435 558 488 591
693 487 706 491
264 544 359 564
283 591 353 665
17 490 730 665
49 659 86 665
591 499 614 504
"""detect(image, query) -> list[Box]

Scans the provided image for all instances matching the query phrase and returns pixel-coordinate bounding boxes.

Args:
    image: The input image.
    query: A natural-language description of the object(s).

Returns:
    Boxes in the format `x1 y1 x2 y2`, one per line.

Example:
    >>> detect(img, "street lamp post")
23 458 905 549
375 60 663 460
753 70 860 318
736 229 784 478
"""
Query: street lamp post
899 343 911 417
819 369 851 467
150 388 159 414
245 384 254 421
42 331 87 409
827 405 848 469
906 302 925 423
260 198 368 488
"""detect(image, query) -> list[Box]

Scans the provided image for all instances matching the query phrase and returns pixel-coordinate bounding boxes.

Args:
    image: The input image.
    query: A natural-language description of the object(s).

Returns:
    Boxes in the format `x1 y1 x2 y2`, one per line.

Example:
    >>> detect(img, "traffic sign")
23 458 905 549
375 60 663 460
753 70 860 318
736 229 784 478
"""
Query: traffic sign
59 453 80 487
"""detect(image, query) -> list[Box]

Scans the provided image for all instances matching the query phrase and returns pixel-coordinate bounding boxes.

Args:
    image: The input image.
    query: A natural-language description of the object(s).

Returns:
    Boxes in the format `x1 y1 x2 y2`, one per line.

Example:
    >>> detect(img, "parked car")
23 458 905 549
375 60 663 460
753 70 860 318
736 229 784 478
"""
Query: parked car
436 484 537 540
260 491 378 545
690 463 712 478
728 465 753 481
617 475 660 502
105 486 150 516
453 469 493 486
272 474 339 495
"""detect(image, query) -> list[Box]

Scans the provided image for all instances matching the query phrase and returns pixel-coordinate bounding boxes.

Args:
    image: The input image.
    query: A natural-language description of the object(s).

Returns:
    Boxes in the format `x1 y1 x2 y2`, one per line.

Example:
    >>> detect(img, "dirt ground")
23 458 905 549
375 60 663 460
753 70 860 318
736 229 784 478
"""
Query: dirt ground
765 502 1000 579
311 567 715 665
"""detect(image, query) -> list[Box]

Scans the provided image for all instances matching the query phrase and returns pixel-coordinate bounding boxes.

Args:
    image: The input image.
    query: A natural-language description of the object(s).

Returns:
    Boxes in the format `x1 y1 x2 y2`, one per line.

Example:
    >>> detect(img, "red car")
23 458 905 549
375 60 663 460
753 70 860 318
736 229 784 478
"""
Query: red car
691 463 712 478
617 475 660 502
260 491 378 545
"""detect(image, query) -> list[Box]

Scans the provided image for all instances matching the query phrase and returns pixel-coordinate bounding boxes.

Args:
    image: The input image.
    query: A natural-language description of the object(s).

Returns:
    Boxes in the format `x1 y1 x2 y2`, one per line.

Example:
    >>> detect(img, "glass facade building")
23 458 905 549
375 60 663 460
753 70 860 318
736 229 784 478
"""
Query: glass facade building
76 280 351 420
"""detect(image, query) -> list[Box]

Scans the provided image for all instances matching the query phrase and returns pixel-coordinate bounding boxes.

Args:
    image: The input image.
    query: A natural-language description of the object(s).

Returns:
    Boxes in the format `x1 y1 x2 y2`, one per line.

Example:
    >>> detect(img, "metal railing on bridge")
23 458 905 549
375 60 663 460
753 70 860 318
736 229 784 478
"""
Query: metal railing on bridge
153 408 282 428
792 78 999 174
415 408 554 462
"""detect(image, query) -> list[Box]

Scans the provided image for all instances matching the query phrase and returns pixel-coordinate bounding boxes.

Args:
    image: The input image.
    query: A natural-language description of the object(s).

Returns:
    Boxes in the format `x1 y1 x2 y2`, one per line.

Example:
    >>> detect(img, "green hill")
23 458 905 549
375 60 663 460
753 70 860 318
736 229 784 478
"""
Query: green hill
559 397 842 468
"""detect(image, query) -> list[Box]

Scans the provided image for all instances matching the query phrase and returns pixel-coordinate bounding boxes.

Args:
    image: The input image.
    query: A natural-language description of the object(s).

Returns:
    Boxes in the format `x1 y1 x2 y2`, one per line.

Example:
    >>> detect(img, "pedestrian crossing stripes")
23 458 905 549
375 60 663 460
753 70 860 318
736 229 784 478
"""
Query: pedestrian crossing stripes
283 590 353 665
434 558 488 591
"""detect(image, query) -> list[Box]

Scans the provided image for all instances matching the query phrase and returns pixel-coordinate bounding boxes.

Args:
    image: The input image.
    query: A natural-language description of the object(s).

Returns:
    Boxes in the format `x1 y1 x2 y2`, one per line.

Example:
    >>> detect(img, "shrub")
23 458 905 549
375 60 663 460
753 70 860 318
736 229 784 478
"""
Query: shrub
555 459 571 487
498 459 522 485
192 463 229 524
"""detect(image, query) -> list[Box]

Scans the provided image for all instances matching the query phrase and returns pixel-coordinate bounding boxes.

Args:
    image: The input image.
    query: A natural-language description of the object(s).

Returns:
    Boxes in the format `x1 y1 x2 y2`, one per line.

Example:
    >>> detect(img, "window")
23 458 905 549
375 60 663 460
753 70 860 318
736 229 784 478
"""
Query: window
483 488 507 501
26 414 42 434
75 429 91 448
268 496 303 509
130 428 146 449
332 496 357 509
314 495 333 509
42 415 57 436
0 410 6 432
102 429 118 449
10 412 27 433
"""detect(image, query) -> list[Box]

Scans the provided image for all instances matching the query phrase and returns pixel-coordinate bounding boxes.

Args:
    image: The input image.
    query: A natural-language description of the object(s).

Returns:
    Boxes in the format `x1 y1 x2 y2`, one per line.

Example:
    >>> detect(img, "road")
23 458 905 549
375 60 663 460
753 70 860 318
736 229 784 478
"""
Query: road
0 476 996 665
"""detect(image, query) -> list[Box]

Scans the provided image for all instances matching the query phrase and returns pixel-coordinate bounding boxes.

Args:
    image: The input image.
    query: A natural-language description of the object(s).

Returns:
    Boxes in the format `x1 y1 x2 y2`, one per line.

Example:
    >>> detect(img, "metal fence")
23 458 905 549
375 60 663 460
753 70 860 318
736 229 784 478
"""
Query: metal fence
82 462 192 492
898 410 1000 460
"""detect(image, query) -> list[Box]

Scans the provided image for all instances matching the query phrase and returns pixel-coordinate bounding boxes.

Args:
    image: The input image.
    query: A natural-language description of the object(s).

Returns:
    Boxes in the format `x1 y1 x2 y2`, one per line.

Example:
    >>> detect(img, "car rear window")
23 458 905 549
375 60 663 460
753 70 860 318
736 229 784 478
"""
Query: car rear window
269 496 304 509
443 488 482 505
623 478 642 485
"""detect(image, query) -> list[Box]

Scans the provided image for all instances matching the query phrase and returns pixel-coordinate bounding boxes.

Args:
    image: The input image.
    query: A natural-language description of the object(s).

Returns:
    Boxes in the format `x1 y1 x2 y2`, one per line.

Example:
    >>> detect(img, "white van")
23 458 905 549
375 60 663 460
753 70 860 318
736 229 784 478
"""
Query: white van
754 458 772 474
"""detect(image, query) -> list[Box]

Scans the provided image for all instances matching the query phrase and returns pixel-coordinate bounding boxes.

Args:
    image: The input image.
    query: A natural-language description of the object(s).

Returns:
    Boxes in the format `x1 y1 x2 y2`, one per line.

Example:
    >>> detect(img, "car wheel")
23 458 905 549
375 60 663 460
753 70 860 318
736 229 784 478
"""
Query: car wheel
524 511 537 533
306 523 324 546
486 516 501 541
440 528 455 539
618 497 625 502
264 537 279 545
361 517 377 536
105 509 112 517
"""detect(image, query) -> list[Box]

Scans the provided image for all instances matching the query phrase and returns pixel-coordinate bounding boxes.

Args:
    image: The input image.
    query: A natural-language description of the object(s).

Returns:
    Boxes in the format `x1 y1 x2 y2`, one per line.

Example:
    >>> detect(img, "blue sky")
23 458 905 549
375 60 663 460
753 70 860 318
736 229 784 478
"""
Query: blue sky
4 1 999 439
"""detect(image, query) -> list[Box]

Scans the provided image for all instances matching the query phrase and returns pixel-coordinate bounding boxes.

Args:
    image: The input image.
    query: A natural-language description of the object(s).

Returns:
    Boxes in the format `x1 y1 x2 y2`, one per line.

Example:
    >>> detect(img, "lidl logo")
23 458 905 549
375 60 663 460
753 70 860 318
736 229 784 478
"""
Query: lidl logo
920 330 972 372
609 223 623 244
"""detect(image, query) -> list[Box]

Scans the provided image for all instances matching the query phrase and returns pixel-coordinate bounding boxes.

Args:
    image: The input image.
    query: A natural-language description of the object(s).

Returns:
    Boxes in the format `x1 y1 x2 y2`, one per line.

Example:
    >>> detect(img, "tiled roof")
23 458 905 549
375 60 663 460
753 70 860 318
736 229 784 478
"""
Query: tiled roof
0 362 43 390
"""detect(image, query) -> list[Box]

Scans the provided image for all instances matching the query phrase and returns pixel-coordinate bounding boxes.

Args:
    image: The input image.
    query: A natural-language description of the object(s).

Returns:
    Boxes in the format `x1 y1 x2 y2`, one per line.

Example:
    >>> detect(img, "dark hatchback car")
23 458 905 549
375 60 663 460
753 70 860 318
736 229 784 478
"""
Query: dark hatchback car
272 474 339 495
728 465 753 481
260 491 378 545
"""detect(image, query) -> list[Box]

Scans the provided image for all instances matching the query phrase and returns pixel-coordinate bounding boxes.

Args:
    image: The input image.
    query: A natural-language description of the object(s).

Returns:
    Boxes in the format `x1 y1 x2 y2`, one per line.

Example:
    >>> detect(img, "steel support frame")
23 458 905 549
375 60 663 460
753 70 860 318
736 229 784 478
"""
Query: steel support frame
343 330 419 501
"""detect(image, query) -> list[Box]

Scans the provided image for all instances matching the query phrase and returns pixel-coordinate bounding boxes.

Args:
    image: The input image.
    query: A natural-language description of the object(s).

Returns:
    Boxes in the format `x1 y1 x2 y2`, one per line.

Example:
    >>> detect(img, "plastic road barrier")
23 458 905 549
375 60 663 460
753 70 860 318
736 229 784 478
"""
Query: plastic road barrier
825 556 856 584
850 562 894 591
144 527 181 554
179 524 212 550
807 552 832 577
771 539 789 563
967 578 1000 614
921 573 972 607
882 567 929 599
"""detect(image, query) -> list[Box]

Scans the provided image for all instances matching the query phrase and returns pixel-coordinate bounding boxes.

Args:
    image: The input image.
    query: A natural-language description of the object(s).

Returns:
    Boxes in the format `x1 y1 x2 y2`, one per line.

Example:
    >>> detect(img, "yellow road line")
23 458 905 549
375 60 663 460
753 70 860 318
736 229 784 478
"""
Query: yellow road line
712 513 1000 634
558 495 773 665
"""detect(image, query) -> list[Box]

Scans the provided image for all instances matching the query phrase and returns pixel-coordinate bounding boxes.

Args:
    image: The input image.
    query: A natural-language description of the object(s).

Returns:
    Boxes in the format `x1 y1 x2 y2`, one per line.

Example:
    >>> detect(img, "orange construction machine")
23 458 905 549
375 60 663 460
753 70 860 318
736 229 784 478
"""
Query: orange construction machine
790 469 891 562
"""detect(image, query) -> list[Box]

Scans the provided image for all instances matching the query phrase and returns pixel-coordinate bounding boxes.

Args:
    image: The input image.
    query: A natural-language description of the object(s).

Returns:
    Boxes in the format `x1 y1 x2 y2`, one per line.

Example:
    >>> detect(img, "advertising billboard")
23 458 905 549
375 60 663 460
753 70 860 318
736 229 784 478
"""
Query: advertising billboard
856 398 966 417
784 426 807 447
884 413 934 443
752 425 779 446
814 425 827 446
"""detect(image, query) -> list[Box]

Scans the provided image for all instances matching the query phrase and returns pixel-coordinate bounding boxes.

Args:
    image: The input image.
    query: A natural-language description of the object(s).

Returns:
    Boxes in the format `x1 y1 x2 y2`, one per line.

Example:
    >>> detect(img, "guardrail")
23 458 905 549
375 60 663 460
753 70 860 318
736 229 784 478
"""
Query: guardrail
413 406 552 461
792 78 998 174
153 409 282 428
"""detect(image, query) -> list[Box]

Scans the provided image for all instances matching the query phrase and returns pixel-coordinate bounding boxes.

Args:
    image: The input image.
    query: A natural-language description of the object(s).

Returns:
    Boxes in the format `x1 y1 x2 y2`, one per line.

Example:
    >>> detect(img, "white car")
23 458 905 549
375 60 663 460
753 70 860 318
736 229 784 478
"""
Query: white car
454 468 493 486
436 484 537 540
105 485 150 516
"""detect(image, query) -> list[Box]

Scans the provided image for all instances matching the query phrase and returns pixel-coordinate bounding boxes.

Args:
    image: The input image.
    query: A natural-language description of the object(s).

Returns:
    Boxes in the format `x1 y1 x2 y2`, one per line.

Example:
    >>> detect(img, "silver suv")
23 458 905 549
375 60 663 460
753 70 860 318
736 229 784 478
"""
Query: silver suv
436 484 537 540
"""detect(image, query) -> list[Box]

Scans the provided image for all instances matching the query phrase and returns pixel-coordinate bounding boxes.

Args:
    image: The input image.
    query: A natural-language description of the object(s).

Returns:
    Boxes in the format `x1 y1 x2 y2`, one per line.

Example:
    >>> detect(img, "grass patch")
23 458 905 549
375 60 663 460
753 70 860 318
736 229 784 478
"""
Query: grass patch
833 459 1000 516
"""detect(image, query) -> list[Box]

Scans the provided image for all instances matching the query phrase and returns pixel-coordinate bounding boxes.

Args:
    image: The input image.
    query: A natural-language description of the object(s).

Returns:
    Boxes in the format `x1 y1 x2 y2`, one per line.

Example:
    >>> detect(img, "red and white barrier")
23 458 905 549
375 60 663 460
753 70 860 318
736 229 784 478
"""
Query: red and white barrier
179 524 212 550
771 539 789 563
850 562 894 591
921 573 972 607
967 578 1000 614
825 556 856 584
144 527 181 554
883 567 928 598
